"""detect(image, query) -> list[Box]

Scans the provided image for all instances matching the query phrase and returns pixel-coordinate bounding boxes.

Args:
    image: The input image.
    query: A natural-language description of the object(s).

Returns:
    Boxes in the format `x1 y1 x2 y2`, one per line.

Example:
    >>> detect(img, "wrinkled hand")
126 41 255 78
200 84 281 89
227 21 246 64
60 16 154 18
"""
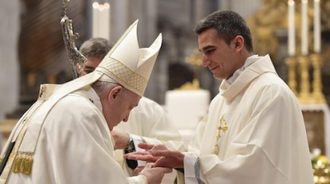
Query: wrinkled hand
140 163 172 184
125 143 184 171
111 130 129 150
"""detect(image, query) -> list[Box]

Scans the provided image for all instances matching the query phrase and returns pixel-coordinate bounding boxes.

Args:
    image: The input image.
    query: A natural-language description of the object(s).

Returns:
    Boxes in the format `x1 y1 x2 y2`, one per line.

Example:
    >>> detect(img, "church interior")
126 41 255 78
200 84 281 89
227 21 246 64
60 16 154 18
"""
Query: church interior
1 0 330 182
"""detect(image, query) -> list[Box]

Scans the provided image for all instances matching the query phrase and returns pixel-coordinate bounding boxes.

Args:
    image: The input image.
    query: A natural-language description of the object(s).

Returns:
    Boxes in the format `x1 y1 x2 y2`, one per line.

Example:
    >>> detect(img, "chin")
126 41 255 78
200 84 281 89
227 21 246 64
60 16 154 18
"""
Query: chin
213 74 223 80
110 121 121 130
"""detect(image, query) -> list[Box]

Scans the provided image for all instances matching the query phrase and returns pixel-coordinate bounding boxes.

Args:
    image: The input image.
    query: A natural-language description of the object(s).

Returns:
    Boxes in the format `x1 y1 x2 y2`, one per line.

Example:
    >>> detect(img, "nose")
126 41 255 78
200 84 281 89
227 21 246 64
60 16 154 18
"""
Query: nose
201 54 210 67
122 113 130 122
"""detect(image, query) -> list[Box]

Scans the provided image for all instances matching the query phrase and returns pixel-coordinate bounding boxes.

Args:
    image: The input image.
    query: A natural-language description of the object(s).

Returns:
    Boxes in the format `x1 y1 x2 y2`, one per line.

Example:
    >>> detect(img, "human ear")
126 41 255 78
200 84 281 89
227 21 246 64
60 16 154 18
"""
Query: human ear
109 86 123 100
232 35 244 51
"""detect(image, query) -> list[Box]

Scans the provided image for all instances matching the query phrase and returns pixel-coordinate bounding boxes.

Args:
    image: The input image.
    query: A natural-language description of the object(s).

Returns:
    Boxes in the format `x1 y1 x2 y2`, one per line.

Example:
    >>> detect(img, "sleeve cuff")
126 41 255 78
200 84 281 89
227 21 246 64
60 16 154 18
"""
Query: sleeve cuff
130 134 146 166
184 155 206 184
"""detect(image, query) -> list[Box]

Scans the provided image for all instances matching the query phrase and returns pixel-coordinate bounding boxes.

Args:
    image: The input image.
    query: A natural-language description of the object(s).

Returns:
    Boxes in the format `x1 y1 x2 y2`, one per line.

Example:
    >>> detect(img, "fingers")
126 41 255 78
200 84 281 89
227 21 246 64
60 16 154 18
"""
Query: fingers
124 151 150 159
134 166 145 172
125 151 150 157
138 143 155 150
150 150 172 157
125 153 160 163
163 167 173 174
138 163 172 174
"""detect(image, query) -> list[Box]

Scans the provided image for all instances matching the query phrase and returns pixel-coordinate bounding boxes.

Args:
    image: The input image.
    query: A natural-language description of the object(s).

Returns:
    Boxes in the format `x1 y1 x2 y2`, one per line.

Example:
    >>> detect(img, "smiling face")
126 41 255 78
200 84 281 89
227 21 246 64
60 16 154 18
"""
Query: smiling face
198 28 245 80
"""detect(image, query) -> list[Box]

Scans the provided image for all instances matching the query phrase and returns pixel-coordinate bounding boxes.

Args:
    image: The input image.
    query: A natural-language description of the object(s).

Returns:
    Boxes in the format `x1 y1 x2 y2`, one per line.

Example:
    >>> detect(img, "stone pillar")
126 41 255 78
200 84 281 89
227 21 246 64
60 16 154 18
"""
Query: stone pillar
0 0 20 121
110 0 130 42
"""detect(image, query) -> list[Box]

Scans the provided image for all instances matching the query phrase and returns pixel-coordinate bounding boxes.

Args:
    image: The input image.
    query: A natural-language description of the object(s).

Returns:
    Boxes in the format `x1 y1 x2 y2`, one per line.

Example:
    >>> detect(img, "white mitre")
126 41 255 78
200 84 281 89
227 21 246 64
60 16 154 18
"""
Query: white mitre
96 20 162 96
6 20 162 177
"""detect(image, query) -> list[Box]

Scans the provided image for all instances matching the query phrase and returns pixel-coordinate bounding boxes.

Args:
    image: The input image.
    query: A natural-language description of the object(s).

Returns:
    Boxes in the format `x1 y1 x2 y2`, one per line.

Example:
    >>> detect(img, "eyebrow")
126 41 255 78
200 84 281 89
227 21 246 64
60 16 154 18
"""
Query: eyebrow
200 45 216 52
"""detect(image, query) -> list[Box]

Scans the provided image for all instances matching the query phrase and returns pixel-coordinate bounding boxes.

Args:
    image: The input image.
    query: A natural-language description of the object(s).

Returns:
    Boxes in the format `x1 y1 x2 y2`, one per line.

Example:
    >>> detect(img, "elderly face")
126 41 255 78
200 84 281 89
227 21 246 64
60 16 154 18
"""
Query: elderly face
102 86 141 131
198 28 243 80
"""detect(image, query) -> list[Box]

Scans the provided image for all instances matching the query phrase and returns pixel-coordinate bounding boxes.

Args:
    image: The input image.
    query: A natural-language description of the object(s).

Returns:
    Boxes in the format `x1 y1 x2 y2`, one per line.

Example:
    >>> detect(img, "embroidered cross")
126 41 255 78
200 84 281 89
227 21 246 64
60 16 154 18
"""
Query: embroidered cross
216 115 228 140
213 115 229 155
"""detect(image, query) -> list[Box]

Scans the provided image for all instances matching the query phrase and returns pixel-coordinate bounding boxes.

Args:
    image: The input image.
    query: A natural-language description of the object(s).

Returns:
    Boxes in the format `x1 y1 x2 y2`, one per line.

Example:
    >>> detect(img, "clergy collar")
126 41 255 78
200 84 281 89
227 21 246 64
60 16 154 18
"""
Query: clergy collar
220 54 276 101
226 55 260 85
73 85 103 113
88 87 103 112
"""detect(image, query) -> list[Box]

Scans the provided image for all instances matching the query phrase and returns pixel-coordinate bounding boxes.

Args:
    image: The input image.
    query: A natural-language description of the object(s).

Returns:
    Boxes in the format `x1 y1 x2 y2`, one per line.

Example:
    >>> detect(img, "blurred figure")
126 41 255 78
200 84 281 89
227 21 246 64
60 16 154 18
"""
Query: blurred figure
79 37 184 184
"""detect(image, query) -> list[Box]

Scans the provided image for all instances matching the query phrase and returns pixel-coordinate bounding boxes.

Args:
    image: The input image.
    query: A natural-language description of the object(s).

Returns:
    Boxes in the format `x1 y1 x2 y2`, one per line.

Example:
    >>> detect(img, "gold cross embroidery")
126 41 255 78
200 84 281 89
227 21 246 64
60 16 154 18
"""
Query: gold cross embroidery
216 115 228 140
213 115 229 155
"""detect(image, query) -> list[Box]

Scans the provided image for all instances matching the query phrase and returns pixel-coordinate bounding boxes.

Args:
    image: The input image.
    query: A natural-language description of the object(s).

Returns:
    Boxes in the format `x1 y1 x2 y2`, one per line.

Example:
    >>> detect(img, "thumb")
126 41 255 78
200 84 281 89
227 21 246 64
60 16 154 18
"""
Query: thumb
162 167 172 174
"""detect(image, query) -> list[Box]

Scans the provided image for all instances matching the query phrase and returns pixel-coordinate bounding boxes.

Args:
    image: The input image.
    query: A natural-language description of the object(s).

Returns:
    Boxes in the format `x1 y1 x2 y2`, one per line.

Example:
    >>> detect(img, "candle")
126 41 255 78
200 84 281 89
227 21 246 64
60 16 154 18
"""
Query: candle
98 4 105 39
288 0 296 56
313 0 321 53
92 2 99 38
103 3 110 40
301 0 308 55
92 2 110 40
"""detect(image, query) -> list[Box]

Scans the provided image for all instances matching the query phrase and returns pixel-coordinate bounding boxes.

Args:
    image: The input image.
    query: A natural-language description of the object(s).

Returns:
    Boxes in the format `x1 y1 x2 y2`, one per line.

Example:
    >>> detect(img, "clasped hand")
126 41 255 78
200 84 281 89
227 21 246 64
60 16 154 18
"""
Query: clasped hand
124 143 184 172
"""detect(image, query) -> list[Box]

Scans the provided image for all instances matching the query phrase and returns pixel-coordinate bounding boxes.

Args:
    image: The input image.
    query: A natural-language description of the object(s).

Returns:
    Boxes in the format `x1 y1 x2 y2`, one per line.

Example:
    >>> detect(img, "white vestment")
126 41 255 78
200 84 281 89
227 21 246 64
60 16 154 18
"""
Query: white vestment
114 97 184 184
183 55 314 184
0 80 147 184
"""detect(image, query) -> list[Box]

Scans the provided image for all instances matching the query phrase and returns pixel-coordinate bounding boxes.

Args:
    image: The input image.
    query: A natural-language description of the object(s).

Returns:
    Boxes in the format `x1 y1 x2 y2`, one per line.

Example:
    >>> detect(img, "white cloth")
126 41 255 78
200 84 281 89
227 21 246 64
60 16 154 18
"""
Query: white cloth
183 55 314 184
3 85 147 184
114 97 184 184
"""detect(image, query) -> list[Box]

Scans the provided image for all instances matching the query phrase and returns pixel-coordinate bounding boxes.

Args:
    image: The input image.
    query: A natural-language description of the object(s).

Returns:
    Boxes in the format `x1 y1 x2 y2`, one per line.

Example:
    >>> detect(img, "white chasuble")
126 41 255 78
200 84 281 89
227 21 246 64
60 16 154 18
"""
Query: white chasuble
183 55 314 184
1 77 147 184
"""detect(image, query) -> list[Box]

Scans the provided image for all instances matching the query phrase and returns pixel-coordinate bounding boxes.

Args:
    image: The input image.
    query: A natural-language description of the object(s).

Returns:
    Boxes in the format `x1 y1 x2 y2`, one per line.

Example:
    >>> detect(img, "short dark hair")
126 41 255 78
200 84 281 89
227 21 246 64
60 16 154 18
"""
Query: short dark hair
194 10 253 53
79 37 113 59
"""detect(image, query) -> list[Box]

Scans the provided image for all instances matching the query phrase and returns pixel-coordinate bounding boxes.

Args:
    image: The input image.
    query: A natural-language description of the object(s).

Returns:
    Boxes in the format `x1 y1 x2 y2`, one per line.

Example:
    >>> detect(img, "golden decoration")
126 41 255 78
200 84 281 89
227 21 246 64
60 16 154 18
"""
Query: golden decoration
312 155 330 184
285 54 326 104
285 57 298 96
310 54 326 104
177 49 202 90
12 152 33 175
213 115 229 155
298 56 311 104
248 0 327 105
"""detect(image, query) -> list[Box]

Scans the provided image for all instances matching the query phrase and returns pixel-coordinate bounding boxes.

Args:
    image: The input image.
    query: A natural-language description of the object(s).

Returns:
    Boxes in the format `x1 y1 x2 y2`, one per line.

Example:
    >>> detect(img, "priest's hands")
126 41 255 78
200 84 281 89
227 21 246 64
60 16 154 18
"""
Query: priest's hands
111 130 129 150
140 163 172 184
124 143 185 171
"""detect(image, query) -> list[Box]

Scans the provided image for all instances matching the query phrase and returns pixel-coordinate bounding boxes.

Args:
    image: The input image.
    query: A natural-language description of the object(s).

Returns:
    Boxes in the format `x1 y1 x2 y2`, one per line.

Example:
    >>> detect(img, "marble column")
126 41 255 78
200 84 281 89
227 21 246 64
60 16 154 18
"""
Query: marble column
0 0 20 121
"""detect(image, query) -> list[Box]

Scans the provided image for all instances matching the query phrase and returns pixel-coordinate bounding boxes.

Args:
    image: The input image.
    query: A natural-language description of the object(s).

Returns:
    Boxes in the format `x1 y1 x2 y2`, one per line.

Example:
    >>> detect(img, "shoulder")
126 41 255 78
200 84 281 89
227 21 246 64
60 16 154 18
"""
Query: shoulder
248 73 300 110
254 73 293 97
46 92 104 128
53 93 97 115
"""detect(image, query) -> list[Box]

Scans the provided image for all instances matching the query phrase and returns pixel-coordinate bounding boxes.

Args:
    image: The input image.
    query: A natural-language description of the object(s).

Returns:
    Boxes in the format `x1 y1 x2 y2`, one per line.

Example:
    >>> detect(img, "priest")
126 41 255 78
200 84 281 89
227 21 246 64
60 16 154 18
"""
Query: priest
78 37 184 184
125 10 314 184
0 20 171 184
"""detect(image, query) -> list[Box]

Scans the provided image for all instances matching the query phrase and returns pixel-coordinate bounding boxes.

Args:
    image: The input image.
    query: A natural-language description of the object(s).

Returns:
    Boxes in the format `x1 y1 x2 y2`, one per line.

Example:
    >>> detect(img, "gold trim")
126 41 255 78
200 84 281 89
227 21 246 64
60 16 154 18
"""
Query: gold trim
0 100 44 183
97 57 147 93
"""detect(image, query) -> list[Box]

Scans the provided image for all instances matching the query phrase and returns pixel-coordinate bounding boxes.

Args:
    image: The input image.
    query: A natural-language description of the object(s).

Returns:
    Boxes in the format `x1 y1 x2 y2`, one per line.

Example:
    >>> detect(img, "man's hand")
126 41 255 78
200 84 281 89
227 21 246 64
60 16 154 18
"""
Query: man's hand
125 143 185 171
111 130 130 150
140 163 172 184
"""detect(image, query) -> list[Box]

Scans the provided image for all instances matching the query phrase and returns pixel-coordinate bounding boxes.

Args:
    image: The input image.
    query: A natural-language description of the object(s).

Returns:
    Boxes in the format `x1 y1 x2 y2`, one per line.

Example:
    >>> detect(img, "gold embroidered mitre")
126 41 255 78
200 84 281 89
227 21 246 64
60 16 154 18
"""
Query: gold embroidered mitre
96 20 162 96
0 20 162 179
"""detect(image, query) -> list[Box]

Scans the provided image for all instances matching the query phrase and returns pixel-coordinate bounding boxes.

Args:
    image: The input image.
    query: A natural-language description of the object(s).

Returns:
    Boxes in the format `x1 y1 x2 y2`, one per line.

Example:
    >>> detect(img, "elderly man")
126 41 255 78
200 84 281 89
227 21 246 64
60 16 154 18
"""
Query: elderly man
0 20 171 184
78 37 184 184
126 10 314 184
